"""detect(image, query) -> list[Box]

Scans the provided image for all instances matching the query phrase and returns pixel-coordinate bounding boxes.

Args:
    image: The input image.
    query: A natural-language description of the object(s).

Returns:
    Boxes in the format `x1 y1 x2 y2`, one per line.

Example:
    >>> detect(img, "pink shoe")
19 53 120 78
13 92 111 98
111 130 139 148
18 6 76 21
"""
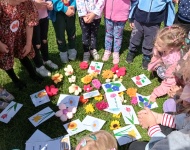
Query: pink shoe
102 50 111 61
113 52 119 64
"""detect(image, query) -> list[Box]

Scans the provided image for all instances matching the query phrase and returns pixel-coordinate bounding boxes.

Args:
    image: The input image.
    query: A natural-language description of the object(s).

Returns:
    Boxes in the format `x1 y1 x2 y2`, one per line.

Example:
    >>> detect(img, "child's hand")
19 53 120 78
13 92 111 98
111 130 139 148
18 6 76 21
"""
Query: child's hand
34 0 48 9
85 12 96 23
149 95 156 103
46 1 53 10
83 16 89 23
129 22 134 28
0 41 9 54
22 43 31 57
65 6 75 17
167 85 182 98
172 0 179 3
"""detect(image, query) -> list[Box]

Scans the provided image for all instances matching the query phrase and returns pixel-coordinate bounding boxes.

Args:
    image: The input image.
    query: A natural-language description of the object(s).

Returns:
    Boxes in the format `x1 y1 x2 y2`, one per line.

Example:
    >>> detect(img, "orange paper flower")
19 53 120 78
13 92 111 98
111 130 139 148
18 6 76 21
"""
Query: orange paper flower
79 96 89 104
68 122 77 130
126 88 137 97
81 75 93 84
102 70 114 79
51 73 63 84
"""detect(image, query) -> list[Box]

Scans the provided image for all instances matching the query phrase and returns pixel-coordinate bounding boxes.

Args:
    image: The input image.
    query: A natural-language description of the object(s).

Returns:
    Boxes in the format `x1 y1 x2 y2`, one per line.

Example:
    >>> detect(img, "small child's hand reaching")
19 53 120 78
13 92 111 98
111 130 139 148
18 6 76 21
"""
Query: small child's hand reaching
149 94 156 104
167 85 182 98
46 1 53 10
0 41 9 54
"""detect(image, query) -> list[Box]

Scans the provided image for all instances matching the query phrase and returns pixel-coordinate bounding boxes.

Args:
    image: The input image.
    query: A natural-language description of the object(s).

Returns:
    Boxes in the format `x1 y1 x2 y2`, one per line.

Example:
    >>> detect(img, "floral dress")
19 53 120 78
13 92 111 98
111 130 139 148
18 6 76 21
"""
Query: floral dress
0 0 38 70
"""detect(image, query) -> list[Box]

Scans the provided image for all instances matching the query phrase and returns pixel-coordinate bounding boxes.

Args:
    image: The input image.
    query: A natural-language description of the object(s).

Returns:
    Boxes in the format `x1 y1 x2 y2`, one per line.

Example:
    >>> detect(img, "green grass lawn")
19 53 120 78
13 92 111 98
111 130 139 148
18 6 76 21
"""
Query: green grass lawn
0 18 166 150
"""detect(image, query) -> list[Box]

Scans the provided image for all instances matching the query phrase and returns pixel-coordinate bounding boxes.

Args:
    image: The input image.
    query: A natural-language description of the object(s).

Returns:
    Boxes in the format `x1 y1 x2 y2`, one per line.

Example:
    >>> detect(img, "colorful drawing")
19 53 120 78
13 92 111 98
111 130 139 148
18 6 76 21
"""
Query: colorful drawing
0 101 23 123
30 89 50 107
28 107 55 127
88 61 104 74
57 94 80 108
63 119 86 136
83 90 100 99
121 105 139 125
113 125 141 145
82 115 106 132
131 74 151 87
102 81 126 93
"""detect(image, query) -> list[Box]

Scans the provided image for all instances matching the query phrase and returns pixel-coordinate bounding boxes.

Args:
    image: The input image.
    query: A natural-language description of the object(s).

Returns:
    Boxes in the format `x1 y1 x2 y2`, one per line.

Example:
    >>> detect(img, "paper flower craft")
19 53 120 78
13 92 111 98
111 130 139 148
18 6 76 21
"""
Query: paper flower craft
89 72 98 78
79 96 89 104
80 62 89 70
68 75 76 83
92 79 101 89
95 101 108 110
110 120 120 130
81 75 93 84
83 84 93 92
84 103 95 113
55 104 77 122
64 65 73 76
45 85 58 97
102 70 114 79
69 84 82 95
126 88 137 97
131 97 138 105
111 64 126 77
94 94 103 101
112 113 121 119
51 73 63 84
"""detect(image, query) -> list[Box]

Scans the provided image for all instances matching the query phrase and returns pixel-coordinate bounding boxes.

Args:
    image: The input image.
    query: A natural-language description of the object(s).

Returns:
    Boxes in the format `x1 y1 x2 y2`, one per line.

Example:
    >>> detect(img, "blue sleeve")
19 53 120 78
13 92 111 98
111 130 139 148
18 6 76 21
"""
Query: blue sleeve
128 0 138 22
165 2 175 26
52 0 68 13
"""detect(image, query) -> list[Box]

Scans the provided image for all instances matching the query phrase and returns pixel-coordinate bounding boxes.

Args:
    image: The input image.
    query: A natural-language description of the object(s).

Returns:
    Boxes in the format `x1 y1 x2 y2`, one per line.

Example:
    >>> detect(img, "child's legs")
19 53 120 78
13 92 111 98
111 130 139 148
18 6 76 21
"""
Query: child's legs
128 20 144 53
142 23 160 57
104 18 114 51
52 12 67 52
79 17 91 52
65 15 76 49
113 21 126 52
90 18 101 50
40 17 49 62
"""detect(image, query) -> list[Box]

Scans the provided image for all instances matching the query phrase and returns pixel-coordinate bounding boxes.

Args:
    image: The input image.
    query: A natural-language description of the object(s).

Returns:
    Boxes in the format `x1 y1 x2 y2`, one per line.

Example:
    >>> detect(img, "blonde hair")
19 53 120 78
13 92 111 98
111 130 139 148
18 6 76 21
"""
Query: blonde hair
76 130 118 150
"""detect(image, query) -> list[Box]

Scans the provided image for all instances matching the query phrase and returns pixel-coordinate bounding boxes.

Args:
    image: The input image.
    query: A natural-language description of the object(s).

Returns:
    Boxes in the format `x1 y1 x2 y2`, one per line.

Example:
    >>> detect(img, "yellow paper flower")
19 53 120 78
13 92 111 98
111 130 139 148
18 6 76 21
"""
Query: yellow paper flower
102 70 114 79
128 129 137 138
126 88 137 97
94 94 103 101
112 113 121 119
51 73 63 84
84 103 95 113
81 75 93 84
118 92 124 97
33 115 42 122
110 120 120 130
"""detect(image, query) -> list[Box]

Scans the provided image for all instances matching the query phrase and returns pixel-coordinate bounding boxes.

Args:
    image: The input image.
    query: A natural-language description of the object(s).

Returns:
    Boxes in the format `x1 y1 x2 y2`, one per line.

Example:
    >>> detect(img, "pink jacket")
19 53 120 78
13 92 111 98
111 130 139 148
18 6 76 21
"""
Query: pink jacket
148 48 181 99
104 0 131 21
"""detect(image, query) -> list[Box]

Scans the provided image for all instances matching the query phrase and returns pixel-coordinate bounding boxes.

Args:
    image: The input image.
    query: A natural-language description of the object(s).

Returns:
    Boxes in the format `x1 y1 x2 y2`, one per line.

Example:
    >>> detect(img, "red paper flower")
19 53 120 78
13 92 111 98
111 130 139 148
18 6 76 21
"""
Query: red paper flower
80 62 89 70
111 64 126 77
96 101 109 110
79 96 89 104
92 79 101 89
1 114 7 119
45 85 58 97
83 84 93 92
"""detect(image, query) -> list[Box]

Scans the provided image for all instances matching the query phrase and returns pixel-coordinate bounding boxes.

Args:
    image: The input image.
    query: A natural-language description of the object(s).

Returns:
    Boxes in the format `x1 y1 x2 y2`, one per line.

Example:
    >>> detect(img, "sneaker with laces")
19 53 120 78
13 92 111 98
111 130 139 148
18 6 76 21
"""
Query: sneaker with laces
102 50 111 61
142 56 150 70
83 52 90 62
44 60 58 70
113 52 119 64
68 49 77 60
60 52 68 63
90 49 99 60
0 88 14 102
36 66 51 77
0 100 9 110
126 52 135 63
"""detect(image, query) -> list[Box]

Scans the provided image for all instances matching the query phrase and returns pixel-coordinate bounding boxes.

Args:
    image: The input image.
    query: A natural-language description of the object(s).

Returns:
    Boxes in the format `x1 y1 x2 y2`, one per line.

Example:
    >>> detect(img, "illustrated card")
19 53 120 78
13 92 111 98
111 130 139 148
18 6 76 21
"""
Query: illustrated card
83 90 100 99
82 115 106 132
88 61 104 74
102 81 126 93
121 105 139 125
136 93 158 109
113 125 141 146
106 92 122 110
30 89 50 107
60 135 71 150
28 107 55 127
0 101 23 123
57 94 80 108
63 119 86 136
131 74 151 87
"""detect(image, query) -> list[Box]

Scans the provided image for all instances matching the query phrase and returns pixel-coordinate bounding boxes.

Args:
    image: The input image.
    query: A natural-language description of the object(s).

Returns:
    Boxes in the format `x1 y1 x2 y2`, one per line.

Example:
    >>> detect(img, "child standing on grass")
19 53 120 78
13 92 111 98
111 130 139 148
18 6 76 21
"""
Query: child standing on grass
50 0 77 64
148 25 187 103
32 0 58 77
126 0 175 69
0 0 42 90
76 0 105 62
75 130 117 150
102 0 136 64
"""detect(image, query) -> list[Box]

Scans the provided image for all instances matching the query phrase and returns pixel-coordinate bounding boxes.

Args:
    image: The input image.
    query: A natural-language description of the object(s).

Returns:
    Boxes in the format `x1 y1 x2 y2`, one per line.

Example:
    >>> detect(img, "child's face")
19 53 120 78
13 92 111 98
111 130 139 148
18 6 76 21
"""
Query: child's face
154 38 171 55
182 100 190 108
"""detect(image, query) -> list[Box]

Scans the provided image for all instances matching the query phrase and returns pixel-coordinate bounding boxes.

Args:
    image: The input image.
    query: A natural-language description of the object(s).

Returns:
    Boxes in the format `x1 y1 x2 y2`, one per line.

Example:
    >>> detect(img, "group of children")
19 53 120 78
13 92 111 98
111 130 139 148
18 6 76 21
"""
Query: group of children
0 0 190 149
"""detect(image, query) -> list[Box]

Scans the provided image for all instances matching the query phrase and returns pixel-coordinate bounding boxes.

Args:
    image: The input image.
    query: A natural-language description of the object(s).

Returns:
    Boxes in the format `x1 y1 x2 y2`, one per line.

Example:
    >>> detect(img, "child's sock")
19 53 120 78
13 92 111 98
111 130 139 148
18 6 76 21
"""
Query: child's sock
113 52 119 64
102 50 111 61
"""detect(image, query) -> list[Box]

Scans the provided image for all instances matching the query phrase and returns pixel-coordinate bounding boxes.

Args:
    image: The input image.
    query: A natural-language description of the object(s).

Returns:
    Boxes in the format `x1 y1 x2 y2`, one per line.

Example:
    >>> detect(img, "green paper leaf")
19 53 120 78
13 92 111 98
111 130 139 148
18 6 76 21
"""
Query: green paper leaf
107 88 113 92
111 83 121 87
13 103 17 111
139 102 144 107
126 116 134 124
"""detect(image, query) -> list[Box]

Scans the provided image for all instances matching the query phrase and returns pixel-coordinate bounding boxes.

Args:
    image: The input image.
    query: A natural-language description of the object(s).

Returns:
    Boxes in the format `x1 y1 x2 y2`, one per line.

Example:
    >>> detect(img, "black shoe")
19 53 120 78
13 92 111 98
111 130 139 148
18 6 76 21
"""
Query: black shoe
142 58 150 70
30 73 44 83
126 52 135 63
14 80 27 90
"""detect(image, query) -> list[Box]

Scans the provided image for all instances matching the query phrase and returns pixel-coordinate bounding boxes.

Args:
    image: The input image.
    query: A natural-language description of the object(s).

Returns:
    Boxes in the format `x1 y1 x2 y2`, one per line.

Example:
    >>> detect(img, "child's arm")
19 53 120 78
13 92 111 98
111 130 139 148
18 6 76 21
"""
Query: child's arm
52 0 68 13
164 1 175 26
128 0 138 23
76 0 87 17
0 41 8 54
92 0 105 18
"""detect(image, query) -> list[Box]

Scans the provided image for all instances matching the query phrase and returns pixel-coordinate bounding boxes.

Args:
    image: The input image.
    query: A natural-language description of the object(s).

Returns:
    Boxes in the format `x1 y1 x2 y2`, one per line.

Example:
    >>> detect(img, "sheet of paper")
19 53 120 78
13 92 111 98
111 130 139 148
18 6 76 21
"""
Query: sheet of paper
131 74 151 87
87 61 104 74
57 94 80 107
102 81 126 93
60 135 71 150
83 90 100 99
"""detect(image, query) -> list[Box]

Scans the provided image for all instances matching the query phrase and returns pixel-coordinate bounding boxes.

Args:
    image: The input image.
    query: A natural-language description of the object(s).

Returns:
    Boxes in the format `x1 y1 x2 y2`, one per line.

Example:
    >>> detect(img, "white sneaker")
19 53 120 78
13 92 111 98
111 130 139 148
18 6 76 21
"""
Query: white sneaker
90 49 99 60
60 52 68 63
44 60 58 70
36 66 51 77
68 49 77 60
83 52 90 62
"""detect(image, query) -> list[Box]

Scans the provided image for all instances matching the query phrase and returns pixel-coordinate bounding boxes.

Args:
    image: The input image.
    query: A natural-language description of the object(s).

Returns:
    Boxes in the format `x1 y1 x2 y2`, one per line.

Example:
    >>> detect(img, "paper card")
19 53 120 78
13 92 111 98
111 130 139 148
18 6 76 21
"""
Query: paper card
82 115 106 132
57 94 80 107
63 119 86 136
106 92 122 109
60 135 71 150
83 90 100 99
113 124 141 146
136 93 158 109
121 105 139 125
88 61 104 74
0 101 23 123
30 89 50 107
131 74 151 87
102 81 126 93
28 107 55 127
